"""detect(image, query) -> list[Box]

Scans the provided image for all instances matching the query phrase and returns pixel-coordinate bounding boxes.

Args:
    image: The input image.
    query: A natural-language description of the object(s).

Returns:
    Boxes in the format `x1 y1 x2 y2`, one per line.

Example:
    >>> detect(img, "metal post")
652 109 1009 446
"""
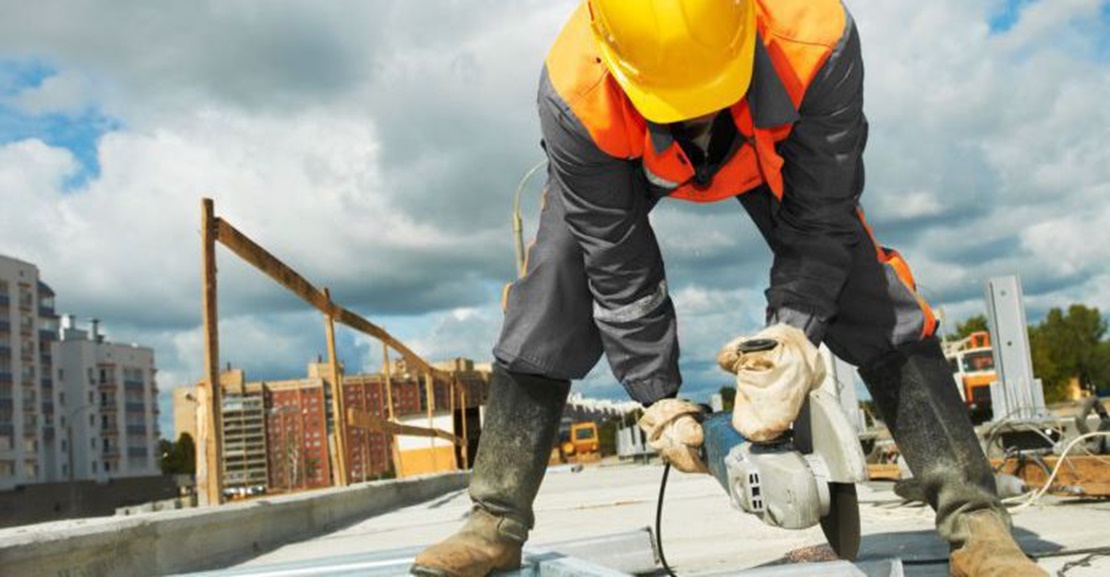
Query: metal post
984 275 1046 421
199 198 224 506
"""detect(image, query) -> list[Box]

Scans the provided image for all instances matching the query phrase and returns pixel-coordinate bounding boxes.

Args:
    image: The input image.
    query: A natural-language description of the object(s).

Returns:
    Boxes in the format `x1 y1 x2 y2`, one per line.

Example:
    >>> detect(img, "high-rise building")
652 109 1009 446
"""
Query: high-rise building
56 316 160 482
0 255 61 490
220 369 268 495
264 369 332 491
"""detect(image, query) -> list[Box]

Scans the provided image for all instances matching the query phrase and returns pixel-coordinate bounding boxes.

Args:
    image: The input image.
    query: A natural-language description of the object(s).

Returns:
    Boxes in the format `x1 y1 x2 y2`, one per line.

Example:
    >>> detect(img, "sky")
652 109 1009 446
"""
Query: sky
1 0 1109 438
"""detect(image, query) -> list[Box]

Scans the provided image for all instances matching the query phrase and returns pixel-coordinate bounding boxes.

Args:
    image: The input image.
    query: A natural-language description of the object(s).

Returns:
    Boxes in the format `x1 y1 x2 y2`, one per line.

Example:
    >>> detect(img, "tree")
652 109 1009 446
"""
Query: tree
947 314 989 342
1029 305 1110 402
158 439 175 474
718 386 736 412
160 433 197 475
175 433 197 475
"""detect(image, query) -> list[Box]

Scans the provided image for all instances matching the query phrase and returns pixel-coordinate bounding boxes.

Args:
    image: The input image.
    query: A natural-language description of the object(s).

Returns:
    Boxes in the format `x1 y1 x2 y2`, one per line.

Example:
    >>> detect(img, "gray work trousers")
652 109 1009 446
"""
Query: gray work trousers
493 183 933 399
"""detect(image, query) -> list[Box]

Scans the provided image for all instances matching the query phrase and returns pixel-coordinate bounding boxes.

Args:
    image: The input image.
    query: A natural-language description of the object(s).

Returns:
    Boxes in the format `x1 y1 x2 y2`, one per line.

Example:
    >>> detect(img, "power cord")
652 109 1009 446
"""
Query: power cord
1004 431 1110 511
655 462 678 577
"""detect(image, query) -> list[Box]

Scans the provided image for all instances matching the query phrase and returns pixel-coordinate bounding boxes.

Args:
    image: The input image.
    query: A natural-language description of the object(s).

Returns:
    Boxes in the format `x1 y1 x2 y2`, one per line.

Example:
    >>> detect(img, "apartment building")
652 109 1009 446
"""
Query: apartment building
56 316 160 482
220 369 268 495
173 358 490 493
265 369 332 491
0 256 61 490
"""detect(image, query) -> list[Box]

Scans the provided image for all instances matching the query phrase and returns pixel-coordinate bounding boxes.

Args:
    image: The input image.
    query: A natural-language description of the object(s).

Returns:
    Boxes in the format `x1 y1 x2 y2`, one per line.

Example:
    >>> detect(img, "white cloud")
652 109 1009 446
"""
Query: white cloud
0 0 1109 431
5 71 97 115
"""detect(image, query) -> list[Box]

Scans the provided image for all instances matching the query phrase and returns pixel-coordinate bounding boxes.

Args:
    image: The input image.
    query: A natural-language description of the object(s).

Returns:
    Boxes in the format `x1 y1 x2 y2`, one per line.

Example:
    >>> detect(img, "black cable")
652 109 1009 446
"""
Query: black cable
655 462 678 577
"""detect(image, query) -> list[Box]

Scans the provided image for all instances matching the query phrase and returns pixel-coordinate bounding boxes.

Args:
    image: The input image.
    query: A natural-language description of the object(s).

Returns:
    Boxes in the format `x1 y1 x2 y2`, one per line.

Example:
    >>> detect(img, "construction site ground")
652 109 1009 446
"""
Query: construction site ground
228 459 1110 576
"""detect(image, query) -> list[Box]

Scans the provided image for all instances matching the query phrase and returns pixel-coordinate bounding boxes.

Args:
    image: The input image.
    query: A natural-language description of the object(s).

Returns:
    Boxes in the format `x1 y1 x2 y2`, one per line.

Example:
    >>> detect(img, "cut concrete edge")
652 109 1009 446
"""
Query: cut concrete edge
0 471 470 577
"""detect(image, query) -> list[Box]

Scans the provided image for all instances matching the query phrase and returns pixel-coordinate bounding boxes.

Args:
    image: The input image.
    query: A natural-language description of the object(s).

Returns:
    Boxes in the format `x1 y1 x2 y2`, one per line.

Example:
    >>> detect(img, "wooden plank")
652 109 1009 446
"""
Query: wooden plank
323 288 349 487
199 198 225 506
459 383 469 470
346 407 463 446
383 344 403 476
868 463 902 481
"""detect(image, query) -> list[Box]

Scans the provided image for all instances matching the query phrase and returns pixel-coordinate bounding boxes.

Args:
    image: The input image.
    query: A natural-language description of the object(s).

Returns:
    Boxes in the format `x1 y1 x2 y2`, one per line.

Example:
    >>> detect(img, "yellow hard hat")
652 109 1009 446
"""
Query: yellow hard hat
586 0 758 124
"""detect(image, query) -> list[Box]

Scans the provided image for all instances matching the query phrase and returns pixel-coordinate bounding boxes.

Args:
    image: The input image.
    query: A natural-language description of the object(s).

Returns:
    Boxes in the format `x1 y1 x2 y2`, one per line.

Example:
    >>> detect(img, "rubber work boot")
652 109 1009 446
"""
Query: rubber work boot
950 511 1047 576
410 364 570 577
858 338 1041 574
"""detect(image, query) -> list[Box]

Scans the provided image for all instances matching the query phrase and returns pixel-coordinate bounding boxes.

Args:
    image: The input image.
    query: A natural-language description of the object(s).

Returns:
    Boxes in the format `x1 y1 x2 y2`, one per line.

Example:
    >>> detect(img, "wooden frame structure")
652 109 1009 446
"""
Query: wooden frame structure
197 198 469 506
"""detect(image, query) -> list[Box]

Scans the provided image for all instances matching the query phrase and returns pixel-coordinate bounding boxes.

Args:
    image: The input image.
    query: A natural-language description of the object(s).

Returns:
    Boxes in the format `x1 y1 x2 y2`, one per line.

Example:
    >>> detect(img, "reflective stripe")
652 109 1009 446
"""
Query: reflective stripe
593 280 669 323
643 166 679 190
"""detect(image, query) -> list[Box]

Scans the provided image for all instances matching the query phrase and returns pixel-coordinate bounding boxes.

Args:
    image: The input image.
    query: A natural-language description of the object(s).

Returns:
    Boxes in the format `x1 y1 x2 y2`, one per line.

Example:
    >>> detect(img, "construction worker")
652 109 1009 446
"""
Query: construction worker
412 1 1046 576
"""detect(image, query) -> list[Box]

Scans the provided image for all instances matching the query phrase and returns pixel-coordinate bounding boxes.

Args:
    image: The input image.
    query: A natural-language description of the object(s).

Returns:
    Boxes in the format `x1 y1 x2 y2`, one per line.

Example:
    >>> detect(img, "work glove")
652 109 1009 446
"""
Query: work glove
716 323 827 442
638 399 708 474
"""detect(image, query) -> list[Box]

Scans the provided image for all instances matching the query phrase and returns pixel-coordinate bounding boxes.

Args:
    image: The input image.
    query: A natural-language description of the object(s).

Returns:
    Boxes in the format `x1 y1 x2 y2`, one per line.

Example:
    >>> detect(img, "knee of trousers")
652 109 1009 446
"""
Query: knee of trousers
494 242 603 380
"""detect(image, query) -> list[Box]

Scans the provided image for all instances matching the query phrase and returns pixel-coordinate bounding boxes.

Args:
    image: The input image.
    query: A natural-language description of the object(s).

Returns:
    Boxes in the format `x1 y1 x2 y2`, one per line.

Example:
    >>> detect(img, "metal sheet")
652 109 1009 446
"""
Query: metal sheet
700 558 904 577
167 529 655 577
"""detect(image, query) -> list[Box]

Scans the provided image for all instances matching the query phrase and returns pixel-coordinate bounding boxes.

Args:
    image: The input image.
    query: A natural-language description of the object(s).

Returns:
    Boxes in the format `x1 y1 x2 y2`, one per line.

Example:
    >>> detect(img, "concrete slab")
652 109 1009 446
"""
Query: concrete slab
0 472 469 577
229 461 1110 576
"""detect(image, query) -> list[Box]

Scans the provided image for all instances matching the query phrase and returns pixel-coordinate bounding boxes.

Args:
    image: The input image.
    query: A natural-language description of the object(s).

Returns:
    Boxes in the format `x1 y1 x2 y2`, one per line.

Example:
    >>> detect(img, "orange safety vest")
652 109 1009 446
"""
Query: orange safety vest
545 0 847 203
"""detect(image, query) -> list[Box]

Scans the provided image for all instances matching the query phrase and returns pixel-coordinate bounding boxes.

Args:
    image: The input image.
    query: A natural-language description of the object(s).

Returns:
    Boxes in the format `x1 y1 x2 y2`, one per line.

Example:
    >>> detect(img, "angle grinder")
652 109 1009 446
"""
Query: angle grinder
701 339 869 560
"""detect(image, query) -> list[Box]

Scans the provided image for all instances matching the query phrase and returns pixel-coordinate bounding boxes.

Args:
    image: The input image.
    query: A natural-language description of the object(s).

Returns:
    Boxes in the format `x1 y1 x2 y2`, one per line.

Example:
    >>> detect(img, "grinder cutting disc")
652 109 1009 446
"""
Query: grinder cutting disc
820 481 861 560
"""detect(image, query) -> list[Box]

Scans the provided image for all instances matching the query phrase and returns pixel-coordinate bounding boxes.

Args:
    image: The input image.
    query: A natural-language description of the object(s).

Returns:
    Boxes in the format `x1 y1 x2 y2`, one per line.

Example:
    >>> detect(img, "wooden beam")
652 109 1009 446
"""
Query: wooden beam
199 198 224 506
202 203 467 482
323 288 349 487
425 372 438 471
346 407 462 446
212 218 450 382
383 344 403 477
459 380 469 470
867 463 902 481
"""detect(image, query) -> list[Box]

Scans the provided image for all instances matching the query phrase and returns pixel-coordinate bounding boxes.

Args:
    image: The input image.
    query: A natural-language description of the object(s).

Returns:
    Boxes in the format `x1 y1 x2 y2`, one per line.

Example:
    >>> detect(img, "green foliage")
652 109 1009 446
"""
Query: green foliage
159 433 197 475
947 314 989 341
718 386 736 412
158 439 174 474
1028 304 1110 402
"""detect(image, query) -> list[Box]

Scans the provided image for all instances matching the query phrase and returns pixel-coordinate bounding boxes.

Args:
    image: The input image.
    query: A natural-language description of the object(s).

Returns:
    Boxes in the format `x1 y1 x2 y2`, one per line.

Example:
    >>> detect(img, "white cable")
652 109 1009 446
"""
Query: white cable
1003 431 1110 512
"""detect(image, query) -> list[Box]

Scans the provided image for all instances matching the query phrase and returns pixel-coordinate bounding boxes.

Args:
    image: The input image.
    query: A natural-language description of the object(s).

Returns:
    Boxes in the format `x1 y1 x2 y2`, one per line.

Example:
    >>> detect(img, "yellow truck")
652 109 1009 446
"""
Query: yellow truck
550 420 601 464
944 331 996 423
